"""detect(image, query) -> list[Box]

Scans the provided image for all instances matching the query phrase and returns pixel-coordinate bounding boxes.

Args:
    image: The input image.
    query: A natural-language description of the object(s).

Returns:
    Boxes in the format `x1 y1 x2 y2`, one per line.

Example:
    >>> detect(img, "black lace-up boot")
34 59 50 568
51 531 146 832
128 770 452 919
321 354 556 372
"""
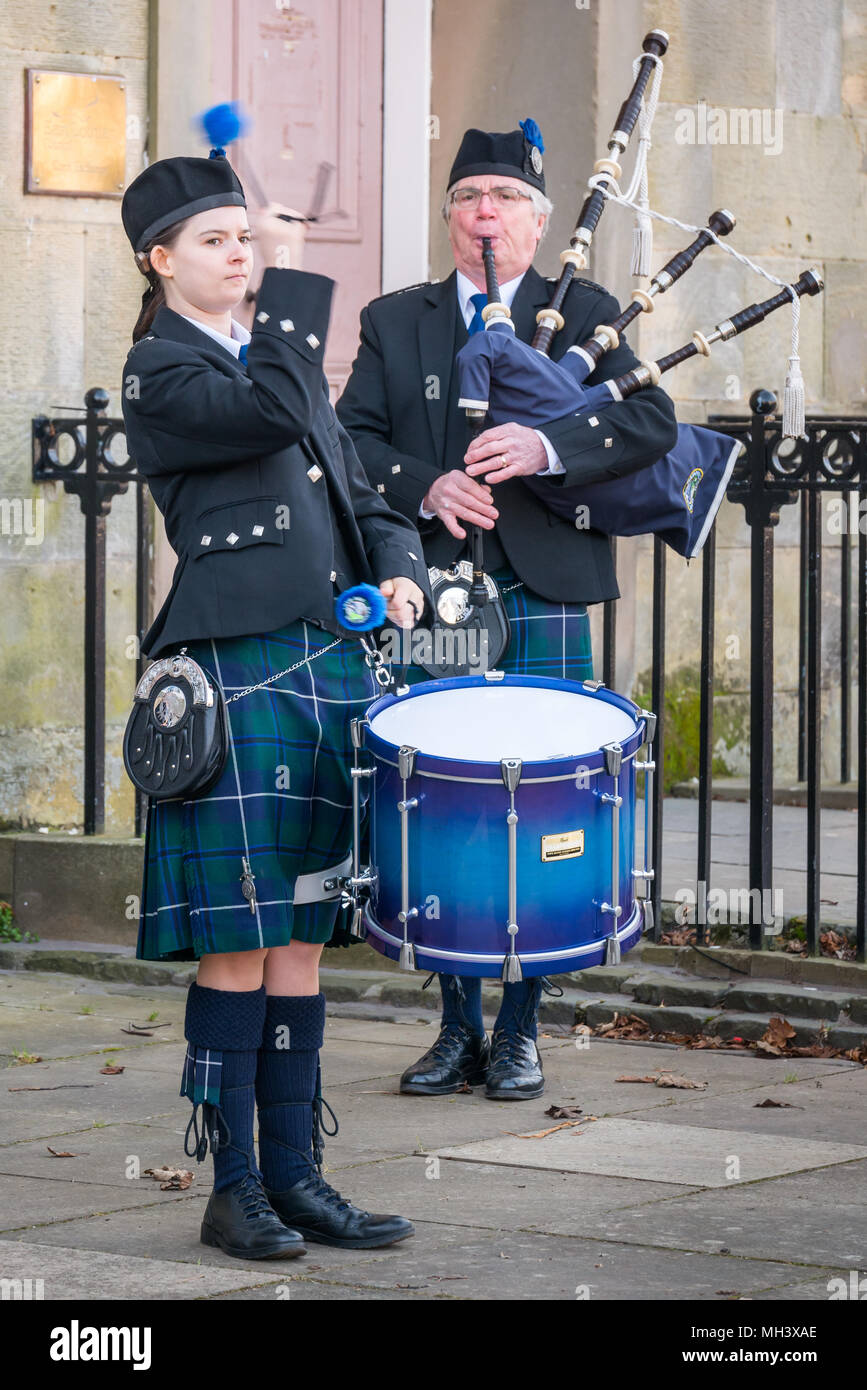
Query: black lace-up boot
400 974 490 1095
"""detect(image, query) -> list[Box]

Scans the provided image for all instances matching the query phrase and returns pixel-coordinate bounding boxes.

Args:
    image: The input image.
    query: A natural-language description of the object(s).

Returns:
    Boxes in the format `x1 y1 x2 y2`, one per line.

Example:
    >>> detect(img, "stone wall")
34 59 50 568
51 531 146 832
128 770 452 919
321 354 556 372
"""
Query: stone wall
0 2 149 832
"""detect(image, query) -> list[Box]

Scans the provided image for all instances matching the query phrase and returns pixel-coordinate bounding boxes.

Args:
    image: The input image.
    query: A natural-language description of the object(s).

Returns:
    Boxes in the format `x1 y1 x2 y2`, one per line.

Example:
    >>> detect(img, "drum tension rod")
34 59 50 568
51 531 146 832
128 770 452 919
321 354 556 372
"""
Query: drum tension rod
343 717 377 939
634 709 658 935
397 745 419 970
600 742 624 966
500 758 523 983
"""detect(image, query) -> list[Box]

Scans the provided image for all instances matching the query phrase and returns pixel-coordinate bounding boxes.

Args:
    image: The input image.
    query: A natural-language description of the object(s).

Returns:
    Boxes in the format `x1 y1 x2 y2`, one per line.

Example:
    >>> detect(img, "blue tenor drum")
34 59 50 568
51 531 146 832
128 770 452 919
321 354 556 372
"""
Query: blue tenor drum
348 674 656 979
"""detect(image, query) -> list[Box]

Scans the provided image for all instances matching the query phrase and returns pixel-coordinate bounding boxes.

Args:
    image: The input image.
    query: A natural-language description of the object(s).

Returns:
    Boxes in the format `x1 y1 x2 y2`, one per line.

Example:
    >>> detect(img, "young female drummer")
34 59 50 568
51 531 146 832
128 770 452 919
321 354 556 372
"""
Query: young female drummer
120 150 428 1260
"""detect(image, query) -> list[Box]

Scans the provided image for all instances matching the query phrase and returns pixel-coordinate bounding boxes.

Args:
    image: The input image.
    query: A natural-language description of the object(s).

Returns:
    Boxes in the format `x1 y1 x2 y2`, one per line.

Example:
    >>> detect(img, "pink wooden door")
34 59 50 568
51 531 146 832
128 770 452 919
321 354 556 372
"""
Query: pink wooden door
214 0 384 396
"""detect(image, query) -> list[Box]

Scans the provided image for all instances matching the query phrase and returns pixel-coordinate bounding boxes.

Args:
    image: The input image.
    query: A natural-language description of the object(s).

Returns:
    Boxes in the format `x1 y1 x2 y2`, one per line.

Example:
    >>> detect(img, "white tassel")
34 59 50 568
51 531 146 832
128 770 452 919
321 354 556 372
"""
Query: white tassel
782 291 806 440
631 212 653 277
502 953 523 983
623 52 662 281
782 355 806 440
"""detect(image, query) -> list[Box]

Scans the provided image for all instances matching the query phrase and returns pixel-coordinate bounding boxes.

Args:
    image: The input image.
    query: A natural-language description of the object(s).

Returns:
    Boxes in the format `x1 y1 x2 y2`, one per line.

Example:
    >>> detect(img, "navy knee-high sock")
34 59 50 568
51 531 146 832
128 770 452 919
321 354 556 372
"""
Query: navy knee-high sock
438 974 485 1038
182 982 266 1193
493 977 543 1040
256 993 326 1193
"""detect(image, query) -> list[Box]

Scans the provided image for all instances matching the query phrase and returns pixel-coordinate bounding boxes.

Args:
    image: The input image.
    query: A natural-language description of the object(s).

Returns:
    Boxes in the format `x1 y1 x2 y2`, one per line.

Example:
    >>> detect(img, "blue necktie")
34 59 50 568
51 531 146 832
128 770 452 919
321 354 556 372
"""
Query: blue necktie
238 342 249 367
467 292 488 335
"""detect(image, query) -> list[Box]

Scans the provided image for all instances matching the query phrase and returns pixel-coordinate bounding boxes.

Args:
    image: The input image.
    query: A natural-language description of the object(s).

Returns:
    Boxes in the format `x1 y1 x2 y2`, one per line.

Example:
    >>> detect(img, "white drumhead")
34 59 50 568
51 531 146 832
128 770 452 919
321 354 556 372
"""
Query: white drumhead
369 684 639 763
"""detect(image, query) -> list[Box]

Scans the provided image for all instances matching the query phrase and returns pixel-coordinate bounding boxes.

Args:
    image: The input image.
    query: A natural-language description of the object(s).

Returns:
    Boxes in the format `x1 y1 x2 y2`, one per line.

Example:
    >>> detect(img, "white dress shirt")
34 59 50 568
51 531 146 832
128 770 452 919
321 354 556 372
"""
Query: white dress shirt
418 269 564 519
180 315 252 358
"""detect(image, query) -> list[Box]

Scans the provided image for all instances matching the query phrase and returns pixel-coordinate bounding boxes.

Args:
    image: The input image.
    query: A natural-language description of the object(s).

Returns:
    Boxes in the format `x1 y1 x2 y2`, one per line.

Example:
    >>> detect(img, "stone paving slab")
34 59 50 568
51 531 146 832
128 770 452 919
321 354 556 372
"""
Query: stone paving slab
205 1280 439 1300
317 1155 698 1226
0 1174 191 1232
0 1239 269 1300
571 1159 867 1270
437 1118 867 1187
0 1208 833 1302
616 1077 867 1146
0 970 187 1018
217 1227 836 1302
0 1122 204 1190
2 971 864 1302
0 1195 492 1282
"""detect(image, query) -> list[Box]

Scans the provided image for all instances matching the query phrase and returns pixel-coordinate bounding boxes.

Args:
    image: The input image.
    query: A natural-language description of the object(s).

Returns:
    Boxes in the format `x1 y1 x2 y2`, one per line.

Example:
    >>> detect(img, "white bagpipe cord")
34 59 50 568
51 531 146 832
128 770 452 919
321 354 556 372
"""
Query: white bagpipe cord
622 52 664 277
586 178 810 438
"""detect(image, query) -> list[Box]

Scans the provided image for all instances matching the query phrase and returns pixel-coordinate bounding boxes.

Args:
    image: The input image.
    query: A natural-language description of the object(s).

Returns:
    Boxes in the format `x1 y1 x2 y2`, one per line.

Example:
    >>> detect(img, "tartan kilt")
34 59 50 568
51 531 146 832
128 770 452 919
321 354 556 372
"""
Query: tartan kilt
400 563 594 684
137 619 379 962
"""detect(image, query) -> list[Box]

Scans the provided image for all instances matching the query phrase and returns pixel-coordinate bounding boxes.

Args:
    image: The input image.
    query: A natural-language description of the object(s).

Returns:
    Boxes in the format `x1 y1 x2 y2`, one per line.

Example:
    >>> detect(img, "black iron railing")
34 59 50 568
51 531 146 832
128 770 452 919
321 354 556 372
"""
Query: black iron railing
32 388 867 961
32 390 148 836
603 390 867 961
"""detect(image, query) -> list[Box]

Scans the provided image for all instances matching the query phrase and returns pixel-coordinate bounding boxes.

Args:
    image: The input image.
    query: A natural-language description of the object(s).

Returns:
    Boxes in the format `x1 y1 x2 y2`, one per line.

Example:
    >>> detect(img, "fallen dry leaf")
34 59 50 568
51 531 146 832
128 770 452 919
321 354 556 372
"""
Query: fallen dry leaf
454 1080 473 1094
763 1016 797 1050
596 1012 652 1040
660 927 698 946
820 930 855 962
143 1165 194 1191
47 1146 78 1158
615 1071 706 1089
655 1072 707 1090
505 1120 583 1139
545 1104 583 1119
99 1065 125 1075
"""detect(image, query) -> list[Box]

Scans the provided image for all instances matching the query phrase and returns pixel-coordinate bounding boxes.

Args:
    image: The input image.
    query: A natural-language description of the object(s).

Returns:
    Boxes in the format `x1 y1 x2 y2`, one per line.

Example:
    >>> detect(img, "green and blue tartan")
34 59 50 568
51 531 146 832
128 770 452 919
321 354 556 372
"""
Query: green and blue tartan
137 619 379 962
180 1043 222 1107
400 563 594 684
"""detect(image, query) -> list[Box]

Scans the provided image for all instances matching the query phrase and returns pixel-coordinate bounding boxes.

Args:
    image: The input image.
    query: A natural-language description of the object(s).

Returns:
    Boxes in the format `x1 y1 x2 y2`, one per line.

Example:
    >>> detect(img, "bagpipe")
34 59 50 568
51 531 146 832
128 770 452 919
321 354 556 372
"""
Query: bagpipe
455 29 824 559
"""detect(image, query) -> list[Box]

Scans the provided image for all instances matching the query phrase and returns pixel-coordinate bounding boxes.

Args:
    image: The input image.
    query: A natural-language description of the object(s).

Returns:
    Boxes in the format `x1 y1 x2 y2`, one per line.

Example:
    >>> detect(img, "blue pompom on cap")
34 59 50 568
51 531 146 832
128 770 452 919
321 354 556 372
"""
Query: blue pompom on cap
335 583 388 631
198 102 247 158
519 118 545 154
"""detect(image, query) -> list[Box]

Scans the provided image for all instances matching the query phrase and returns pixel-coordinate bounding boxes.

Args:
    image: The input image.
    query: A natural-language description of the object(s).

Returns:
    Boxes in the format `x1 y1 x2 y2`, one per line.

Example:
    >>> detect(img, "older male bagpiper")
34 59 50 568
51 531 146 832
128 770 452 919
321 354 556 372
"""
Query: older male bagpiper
337 122 677 1101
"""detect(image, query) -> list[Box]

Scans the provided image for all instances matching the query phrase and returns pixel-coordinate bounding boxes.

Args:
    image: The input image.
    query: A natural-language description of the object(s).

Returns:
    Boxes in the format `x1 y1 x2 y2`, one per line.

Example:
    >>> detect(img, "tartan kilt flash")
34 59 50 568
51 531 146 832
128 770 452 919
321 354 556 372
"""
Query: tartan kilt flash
137 619 379 961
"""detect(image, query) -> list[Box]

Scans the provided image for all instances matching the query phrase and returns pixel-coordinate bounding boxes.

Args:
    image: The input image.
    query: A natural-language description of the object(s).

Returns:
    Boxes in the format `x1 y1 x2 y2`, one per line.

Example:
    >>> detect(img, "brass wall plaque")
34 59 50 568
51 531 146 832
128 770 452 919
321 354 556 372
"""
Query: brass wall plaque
541 829 585 862
26 70 126 198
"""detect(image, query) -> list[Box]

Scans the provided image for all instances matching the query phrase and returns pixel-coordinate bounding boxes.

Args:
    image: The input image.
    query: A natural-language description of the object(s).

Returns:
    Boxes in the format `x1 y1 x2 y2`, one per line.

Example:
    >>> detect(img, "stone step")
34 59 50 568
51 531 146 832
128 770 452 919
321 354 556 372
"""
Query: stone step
578 994 720 1037
577 996 867 1049
630 973 730 1009
723 981 856 1021
640 943 867 991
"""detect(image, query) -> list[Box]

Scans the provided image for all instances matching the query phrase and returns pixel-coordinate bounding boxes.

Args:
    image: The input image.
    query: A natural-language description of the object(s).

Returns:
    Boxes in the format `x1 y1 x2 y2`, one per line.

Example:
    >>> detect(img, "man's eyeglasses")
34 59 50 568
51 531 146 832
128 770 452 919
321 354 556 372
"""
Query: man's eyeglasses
449 186 534 210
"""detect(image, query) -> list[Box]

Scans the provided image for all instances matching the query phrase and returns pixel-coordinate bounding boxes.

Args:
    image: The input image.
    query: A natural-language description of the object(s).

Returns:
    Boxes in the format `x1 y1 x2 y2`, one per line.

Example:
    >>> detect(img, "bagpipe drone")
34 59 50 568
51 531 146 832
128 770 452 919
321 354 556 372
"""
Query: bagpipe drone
455 30 823 561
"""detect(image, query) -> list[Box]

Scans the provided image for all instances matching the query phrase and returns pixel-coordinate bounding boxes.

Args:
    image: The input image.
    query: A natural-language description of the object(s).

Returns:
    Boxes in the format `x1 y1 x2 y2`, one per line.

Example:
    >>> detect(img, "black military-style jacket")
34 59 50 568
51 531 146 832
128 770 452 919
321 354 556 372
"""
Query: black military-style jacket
336 267 679 606
122 268 431 658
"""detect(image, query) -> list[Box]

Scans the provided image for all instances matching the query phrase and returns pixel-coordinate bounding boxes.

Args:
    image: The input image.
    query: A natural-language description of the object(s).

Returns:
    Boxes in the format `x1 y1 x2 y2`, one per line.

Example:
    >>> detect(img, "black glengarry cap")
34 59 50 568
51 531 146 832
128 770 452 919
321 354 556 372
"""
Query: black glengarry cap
122 155 246 253
447 118 546 195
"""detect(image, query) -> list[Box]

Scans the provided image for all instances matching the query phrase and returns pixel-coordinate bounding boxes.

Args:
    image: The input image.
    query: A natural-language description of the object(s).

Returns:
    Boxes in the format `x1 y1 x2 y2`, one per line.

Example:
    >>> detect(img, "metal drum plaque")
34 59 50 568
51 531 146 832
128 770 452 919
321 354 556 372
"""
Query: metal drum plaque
26 71 126 198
